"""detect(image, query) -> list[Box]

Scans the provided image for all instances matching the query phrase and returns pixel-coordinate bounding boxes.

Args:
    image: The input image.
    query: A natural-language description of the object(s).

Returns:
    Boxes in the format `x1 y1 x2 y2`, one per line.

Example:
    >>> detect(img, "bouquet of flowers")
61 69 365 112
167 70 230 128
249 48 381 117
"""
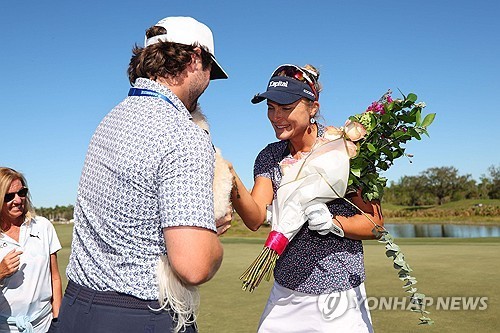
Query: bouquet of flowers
240 90 436 325
345 89 435 201
240 137 351 291
323 90 435 325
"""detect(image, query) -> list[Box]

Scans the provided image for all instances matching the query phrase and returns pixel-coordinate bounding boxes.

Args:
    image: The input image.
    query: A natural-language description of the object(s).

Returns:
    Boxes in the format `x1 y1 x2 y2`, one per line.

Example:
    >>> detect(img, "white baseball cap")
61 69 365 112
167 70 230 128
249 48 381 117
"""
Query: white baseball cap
144 16 228 80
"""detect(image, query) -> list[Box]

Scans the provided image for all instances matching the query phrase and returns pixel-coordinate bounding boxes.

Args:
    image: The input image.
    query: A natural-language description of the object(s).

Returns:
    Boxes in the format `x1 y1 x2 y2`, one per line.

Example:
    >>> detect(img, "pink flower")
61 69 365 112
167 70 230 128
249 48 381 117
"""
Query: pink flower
366 101 385 114
344 120 367 142
345 140 359 158
323 126 344 141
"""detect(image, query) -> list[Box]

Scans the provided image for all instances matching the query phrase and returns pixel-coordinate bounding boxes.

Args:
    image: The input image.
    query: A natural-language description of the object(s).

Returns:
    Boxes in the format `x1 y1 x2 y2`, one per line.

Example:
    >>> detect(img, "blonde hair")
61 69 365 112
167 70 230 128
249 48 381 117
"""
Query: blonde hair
301 64 324 121
0 167 35 229
302 64 323 96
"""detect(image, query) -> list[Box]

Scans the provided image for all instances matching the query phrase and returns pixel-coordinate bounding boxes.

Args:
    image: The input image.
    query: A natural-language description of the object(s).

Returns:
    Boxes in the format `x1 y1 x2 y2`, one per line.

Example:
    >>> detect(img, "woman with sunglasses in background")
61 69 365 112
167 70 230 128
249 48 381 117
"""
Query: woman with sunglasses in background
228 64 383 332
0 167 62 333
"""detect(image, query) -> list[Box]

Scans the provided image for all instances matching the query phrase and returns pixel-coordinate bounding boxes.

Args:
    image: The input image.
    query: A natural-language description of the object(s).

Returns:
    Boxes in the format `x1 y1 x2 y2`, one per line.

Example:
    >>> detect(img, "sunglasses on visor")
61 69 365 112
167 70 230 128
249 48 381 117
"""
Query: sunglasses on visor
4 187 28 203
272 64 319 100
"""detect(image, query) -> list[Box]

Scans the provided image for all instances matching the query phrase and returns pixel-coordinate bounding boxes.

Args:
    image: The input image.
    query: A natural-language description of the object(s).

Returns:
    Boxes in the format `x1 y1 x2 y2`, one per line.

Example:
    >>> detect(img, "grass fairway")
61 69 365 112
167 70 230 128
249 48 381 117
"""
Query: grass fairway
54 224 499 333
361 238 499 333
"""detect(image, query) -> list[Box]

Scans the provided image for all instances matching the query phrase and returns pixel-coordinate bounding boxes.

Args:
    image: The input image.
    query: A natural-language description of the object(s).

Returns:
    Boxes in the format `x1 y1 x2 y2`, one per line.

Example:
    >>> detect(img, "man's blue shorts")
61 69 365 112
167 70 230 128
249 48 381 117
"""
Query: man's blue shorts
51 280 197 333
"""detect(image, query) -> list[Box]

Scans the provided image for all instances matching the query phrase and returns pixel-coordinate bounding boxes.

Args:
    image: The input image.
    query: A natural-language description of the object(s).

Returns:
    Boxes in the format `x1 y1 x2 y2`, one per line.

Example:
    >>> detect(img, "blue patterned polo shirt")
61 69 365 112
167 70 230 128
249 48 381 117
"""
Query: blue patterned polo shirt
254 124 366 294
67 78 216 300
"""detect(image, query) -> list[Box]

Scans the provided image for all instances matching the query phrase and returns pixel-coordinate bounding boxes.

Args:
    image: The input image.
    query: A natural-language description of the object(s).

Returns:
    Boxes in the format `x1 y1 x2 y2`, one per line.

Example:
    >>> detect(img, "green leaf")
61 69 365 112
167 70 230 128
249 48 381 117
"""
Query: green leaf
419 317 434 325
381 146 393 157
385 242 400 253
377 161 389 171
367 143 377 152
392 130 407 140
385 101 395 112
399 267 413 274
394 253 406 266
415 109 422 126
420 128 430 137
386 250 397 258
351 168 361 178
380 113 392 123
403 279 417 288
372 227 385 239
412 293 426 301
407 93 417 103
408 128 422 140
377 176 388 187
392 149 404 159
399 113 416 123
402 262 412 272
421 113 436 128
392 100 403 111
410 293 425 305
377 232 393 243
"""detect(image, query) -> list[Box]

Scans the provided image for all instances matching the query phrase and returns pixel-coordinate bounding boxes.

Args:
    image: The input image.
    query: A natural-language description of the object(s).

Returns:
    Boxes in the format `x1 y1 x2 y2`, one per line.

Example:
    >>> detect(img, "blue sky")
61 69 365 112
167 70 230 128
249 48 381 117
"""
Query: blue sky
1 0 499 208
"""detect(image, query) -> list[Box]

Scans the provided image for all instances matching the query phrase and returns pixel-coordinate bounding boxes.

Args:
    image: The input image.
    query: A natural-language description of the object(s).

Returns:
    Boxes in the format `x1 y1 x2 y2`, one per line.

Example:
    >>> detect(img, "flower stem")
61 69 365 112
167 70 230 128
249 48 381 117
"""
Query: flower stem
337 194 433 325
240 247 279 292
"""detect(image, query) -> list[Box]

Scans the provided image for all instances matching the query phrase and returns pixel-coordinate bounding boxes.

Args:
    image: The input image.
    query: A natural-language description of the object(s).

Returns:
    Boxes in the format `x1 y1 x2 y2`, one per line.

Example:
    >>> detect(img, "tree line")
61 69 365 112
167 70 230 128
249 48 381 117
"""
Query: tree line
36 205 74 222
383 165 499 206
35 165 499 220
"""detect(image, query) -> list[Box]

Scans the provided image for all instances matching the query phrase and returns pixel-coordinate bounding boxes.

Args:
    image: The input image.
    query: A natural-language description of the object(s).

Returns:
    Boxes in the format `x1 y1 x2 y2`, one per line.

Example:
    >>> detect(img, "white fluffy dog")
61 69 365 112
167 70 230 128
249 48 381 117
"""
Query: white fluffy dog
155 106 232 333
190 106 233 220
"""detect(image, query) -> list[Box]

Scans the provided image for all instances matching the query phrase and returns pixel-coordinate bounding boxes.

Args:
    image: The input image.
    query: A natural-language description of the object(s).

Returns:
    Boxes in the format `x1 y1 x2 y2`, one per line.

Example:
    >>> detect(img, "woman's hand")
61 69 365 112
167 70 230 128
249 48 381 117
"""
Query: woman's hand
224 159 274 231
0 249 23 279
305 202 345 237
334 189 384 240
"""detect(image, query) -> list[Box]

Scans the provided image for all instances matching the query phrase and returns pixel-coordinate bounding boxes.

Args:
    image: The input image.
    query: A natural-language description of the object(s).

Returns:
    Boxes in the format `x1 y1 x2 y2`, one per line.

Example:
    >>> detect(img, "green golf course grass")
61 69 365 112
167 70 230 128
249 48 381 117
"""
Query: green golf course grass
54 224 499 333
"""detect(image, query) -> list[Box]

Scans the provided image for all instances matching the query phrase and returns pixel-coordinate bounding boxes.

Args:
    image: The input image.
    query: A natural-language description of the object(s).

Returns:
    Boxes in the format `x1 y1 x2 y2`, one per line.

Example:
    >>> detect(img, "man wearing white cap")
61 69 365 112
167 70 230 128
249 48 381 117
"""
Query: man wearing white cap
54 17 228 333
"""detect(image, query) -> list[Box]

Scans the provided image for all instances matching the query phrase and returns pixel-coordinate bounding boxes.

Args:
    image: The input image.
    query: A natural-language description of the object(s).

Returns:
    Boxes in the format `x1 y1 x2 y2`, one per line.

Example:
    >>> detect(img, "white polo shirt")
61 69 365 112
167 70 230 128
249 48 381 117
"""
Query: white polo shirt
0 216 62 333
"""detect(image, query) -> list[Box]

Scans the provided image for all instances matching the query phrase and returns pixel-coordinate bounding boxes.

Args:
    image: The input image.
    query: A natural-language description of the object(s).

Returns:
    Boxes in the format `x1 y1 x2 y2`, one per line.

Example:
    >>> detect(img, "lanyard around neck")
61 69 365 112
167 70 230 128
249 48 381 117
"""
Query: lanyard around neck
129 87 215 152
128 88 178 110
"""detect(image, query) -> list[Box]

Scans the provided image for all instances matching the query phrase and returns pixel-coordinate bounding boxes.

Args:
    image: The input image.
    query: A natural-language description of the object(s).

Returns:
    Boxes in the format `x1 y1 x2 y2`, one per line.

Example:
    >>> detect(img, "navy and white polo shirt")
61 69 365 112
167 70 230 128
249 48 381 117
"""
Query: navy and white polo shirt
67 78 216 300
254 124 366 294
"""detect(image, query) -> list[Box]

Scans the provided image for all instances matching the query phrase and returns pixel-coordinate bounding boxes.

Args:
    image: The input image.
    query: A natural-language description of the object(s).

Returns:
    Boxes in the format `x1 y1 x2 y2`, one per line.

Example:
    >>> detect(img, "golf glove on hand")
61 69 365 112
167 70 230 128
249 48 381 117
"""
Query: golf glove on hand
305 202 345 237
265 204 273 225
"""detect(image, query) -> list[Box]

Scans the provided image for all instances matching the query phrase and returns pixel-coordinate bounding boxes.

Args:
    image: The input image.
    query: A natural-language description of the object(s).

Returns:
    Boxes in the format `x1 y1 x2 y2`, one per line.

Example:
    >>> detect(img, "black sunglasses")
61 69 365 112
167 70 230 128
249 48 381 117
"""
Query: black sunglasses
4 187 28 203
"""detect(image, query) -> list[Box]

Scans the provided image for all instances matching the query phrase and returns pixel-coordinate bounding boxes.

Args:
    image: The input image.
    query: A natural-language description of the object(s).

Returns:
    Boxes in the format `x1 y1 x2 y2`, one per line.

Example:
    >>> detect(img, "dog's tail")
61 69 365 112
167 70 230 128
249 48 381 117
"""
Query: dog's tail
154 255 200 333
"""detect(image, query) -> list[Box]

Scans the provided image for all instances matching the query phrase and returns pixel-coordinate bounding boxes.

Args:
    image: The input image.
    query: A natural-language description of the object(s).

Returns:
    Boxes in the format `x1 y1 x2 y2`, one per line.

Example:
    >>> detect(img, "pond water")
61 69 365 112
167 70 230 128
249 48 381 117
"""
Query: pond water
384 223 500 238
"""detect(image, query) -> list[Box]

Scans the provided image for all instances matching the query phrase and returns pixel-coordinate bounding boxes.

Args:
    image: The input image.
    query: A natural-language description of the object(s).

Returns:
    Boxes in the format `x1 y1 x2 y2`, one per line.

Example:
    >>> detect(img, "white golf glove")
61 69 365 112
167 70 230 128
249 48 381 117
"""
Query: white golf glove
265 204 273 225
305 202 344 237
